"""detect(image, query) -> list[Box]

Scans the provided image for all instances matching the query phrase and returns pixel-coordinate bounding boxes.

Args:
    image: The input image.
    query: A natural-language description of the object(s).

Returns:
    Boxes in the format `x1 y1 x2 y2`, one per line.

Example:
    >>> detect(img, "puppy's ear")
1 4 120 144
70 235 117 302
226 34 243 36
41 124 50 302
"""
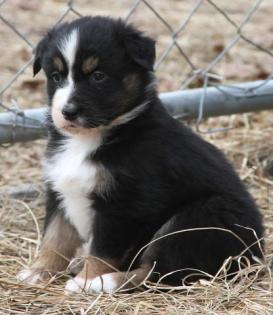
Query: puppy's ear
33 36 49 77
124 27 156 71
33 36 48 76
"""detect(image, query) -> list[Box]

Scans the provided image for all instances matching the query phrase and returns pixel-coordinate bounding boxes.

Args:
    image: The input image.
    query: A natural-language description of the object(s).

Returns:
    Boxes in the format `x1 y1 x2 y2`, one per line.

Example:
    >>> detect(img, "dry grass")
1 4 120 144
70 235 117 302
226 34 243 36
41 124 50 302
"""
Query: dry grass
1 0 273 314
1 114 273 315
0 112 273 314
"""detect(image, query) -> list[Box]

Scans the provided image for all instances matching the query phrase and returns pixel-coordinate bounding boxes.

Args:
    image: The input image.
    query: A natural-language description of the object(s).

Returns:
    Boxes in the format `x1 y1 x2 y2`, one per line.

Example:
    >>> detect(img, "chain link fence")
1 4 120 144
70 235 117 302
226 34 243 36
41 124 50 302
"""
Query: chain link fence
0 0 273 143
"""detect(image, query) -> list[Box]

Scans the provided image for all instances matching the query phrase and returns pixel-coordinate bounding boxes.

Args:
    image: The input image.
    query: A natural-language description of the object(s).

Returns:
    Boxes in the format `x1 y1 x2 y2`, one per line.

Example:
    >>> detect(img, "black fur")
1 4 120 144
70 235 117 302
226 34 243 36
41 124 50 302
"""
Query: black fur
37 16 264 285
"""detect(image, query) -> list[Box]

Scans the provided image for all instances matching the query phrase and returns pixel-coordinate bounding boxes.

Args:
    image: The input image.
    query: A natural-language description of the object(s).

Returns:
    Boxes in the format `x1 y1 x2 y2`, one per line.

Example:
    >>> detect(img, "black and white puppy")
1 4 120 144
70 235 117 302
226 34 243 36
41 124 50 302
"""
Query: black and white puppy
18 16 264 293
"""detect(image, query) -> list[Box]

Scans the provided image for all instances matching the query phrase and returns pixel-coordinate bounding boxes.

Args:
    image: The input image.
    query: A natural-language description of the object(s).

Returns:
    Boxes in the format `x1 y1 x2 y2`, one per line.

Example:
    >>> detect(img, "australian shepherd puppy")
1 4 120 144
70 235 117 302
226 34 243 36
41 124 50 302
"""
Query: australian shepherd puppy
18 16 264 293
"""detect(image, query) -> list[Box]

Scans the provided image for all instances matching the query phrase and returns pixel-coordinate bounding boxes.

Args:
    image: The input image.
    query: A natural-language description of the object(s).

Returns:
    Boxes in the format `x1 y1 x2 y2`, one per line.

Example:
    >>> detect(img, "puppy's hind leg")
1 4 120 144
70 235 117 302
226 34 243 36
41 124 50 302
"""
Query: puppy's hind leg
140 199 263 286
84 265 151 293
65 256 151 294
17 213 82 285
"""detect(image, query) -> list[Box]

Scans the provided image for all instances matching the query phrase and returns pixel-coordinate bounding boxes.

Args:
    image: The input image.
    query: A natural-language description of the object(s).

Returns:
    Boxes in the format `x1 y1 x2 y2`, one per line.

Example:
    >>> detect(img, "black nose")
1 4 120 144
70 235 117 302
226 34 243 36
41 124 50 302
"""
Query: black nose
62 103 78 121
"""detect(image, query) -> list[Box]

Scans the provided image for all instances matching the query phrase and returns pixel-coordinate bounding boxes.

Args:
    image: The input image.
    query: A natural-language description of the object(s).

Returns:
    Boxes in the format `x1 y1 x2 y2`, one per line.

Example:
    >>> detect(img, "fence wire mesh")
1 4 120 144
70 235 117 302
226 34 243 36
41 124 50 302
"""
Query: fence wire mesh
0 0 272 142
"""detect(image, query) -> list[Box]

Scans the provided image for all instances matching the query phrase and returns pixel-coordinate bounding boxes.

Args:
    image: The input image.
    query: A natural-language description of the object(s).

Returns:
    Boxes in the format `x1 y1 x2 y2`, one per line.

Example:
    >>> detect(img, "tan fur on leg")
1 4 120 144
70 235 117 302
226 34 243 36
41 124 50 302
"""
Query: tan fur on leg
101 264 151 292
18 213 82 284
76 256 118 279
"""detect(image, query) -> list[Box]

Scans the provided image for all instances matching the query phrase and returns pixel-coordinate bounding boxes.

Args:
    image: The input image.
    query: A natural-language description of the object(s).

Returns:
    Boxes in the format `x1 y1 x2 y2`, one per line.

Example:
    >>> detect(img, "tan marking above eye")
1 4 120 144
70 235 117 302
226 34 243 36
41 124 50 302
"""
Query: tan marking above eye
53 57 65 72
82 56 99 74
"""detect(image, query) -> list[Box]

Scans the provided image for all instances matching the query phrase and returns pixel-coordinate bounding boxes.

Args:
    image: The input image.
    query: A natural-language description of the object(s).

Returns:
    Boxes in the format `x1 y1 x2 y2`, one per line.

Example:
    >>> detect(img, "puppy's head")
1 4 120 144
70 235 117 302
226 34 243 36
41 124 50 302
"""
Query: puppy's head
34 16 156 135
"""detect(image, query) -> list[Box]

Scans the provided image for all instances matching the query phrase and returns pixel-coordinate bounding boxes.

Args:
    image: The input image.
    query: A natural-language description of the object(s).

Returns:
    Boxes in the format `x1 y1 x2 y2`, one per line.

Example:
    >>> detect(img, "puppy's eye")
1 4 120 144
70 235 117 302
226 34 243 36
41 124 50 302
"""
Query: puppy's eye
90 71 105 82
51 72 62 83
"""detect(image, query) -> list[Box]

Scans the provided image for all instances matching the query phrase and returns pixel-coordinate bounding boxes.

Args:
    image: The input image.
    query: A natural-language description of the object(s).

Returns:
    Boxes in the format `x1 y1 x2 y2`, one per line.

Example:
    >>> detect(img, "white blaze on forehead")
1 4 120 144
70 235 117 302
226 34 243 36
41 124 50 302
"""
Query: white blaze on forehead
52 29 79 130
58 29 79 70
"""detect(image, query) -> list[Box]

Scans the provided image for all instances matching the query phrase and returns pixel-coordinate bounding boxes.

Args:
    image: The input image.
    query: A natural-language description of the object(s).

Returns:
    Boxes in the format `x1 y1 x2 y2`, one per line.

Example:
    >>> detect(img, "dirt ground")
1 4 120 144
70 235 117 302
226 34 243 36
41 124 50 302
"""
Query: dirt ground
0 0 273 314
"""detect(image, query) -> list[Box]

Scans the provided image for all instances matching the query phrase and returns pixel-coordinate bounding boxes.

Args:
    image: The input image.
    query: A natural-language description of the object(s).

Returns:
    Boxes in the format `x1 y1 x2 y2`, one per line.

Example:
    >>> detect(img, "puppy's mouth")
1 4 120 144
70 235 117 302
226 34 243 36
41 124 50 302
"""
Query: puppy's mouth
62 118 97 131
53 114 105 137
65 120 83 129
51 105 128 135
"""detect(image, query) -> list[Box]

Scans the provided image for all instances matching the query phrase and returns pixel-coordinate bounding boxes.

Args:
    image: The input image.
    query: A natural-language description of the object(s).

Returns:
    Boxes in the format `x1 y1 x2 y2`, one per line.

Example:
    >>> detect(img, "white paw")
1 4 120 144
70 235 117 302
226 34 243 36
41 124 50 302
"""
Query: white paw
65 273 118 294
89 274 118 293
65 277 85 293
17 268 42 285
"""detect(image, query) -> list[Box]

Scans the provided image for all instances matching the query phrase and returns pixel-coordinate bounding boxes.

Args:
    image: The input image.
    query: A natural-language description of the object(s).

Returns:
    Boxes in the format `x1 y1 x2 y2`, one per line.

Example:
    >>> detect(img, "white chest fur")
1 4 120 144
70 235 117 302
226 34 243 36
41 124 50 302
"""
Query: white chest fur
44 135 102 241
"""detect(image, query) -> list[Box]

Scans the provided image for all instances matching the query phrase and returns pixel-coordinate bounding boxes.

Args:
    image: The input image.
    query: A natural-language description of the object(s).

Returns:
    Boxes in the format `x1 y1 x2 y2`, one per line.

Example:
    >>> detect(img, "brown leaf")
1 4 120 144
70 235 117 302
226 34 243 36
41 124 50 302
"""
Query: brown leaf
21 78 45 90
9 0 39 11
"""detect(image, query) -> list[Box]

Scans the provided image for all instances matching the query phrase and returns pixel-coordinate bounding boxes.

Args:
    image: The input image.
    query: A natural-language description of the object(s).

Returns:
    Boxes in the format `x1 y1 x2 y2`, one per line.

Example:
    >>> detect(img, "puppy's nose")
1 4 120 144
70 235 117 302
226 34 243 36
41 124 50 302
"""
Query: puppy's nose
62 103 78 121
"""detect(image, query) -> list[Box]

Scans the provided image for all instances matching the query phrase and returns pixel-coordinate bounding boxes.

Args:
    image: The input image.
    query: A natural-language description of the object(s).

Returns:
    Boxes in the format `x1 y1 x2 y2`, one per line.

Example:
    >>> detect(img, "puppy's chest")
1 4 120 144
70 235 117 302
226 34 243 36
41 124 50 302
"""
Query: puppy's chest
46 142 97 195
44 137 110 240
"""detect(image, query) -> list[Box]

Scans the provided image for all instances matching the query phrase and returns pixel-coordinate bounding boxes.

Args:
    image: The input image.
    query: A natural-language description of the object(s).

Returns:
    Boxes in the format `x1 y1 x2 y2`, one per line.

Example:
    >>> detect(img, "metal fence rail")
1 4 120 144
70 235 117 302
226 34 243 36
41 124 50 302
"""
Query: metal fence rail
0 0 273 144
1 80 273 143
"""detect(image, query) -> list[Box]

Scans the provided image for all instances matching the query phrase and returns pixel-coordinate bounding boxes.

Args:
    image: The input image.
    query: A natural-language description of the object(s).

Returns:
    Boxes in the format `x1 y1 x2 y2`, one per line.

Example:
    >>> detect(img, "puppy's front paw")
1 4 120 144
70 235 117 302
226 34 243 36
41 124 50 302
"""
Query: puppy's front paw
17 268 43 285
65 273 118 294
17 268 52 285
65 277 84 293
89 274 118 293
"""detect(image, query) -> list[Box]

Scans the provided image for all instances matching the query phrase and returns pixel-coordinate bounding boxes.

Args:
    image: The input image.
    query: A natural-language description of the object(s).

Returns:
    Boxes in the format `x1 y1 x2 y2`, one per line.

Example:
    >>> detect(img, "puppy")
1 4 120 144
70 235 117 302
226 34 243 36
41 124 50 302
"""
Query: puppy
18 16 264 293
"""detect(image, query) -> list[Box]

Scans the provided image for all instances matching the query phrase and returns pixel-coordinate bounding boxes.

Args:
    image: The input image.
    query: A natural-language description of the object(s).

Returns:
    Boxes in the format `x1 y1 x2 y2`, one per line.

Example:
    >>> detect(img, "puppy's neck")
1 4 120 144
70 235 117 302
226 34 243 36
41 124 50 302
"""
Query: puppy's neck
107 100 150 129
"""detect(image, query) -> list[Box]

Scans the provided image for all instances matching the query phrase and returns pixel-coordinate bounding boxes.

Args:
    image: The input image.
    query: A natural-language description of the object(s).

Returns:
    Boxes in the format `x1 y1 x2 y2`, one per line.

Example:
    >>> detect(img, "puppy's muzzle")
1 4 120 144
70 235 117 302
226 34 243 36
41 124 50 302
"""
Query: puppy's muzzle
62 103 79 121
